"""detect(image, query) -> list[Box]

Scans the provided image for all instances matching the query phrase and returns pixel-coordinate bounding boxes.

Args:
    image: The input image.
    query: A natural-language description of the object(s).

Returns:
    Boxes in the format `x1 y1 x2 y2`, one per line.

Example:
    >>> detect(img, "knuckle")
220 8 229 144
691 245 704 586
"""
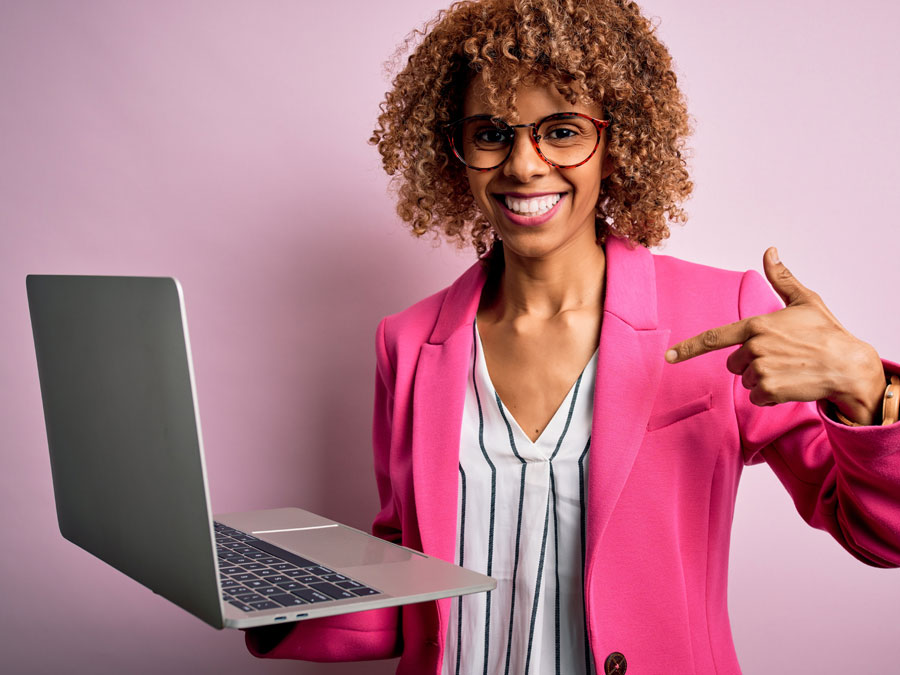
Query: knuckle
678 340 696 359
745 317 765 335
745 339 763 358
701 329 720 349
777 266 794 284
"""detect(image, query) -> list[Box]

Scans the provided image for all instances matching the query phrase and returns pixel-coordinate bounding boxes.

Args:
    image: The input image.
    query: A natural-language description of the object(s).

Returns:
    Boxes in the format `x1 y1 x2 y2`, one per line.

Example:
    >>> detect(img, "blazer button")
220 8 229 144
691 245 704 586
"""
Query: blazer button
604 651 627 674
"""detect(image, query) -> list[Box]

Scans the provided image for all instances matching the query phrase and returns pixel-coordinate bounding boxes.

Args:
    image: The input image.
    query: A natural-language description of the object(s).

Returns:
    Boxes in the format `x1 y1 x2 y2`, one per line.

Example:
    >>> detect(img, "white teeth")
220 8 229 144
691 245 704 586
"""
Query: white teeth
503 193 562 216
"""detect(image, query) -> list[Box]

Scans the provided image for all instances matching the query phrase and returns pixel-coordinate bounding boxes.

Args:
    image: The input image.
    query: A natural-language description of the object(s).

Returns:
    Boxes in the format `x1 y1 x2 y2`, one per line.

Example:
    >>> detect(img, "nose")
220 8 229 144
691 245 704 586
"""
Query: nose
502 127 550 182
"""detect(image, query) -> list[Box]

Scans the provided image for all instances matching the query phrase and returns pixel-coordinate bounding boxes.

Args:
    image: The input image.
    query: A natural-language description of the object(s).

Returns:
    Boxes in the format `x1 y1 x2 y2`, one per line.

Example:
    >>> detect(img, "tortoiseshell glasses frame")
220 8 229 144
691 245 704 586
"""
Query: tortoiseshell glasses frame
443 112 611 172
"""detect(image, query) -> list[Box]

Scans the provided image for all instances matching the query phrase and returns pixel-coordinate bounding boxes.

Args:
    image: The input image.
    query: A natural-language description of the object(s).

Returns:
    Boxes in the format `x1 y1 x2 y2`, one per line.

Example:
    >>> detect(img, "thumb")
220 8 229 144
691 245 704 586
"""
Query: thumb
763 246 811 306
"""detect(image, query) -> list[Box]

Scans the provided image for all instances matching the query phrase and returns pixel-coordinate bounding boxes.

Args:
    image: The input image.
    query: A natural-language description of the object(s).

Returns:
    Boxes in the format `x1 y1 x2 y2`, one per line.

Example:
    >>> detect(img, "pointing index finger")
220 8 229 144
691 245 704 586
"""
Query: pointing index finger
665 317 756 363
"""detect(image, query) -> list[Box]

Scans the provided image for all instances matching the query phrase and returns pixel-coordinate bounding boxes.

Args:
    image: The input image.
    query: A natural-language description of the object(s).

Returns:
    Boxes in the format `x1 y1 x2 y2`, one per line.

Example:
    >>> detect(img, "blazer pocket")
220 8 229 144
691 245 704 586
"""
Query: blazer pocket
647 393 713 432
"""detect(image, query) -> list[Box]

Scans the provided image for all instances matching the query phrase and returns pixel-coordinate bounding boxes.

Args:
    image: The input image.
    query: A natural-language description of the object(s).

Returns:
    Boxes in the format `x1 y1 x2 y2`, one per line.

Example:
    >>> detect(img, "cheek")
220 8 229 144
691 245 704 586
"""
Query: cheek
466 171 493 207
571 170 602 206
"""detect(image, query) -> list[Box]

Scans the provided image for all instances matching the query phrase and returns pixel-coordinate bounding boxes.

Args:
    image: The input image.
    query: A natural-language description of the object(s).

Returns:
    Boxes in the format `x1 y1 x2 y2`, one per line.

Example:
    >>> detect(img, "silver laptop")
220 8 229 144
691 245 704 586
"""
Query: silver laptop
26 274 494 630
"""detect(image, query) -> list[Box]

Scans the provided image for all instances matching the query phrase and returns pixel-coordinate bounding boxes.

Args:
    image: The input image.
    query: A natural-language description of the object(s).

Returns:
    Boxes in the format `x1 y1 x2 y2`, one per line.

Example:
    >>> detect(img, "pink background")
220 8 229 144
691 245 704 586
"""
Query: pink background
2 1 898 672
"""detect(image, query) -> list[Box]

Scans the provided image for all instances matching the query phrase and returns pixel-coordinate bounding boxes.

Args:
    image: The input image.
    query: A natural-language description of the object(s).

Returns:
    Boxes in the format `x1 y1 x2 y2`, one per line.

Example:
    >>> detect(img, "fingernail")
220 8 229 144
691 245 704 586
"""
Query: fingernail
771 247 780 264
665 349 678 363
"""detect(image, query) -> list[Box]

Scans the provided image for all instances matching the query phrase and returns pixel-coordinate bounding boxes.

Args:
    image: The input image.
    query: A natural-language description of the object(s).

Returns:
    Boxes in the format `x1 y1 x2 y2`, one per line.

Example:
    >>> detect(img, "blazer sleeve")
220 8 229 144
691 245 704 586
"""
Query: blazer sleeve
244 318 403 661
735 269 900 568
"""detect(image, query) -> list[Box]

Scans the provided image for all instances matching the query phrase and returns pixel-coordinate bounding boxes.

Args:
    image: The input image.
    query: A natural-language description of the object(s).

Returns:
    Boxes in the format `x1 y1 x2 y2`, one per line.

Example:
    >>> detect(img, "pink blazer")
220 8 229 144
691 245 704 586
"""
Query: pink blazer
248 235 900 673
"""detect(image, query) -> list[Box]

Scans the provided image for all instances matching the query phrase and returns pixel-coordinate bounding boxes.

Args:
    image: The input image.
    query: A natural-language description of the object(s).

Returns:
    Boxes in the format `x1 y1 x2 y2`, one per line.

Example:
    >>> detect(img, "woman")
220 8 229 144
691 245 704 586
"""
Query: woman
247 0 900 672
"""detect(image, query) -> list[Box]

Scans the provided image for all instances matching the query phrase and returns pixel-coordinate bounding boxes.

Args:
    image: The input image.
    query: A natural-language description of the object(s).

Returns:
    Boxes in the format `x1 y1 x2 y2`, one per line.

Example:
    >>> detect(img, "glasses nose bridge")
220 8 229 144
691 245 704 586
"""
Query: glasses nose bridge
503 121 546 173
507 121 540 143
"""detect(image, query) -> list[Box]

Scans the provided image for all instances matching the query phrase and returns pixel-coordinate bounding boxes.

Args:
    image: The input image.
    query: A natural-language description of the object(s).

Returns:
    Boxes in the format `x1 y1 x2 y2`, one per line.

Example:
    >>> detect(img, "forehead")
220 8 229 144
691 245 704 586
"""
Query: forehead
462 72 603 122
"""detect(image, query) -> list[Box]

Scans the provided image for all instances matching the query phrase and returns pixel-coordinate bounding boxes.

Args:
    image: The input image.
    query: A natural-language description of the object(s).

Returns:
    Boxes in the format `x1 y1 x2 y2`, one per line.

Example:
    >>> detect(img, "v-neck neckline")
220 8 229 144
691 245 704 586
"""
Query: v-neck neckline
474 320 597 449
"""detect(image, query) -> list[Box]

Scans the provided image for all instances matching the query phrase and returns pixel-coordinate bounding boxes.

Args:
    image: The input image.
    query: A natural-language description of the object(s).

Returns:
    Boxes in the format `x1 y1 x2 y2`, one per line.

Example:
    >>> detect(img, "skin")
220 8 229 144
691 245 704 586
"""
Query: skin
469 76 614 442
467 77 888 436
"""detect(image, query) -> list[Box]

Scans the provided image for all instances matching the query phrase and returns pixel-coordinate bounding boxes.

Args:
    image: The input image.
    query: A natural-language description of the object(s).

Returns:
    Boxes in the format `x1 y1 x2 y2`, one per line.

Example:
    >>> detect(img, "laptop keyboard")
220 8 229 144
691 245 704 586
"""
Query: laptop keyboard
214 522 382 613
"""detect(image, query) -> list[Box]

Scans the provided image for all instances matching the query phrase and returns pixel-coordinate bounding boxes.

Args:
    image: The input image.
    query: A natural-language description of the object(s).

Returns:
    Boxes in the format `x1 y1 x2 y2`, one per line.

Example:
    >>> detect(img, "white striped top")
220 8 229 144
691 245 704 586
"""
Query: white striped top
441 321 597 675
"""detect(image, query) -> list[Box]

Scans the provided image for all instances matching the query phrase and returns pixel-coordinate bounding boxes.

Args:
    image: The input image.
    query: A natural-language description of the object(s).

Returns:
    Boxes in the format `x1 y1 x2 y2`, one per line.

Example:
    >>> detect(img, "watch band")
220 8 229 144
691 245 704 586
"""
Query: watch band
832 374 900 427
882 374 900 426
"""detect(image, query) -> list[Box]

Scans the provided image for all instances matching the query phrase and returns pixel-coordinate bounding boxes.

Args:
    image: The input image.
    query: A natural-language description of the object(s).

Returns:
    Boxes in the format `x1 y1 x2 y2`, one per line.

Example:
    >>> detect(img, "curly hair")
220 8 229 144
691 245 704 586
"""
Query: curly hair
370 0 692 256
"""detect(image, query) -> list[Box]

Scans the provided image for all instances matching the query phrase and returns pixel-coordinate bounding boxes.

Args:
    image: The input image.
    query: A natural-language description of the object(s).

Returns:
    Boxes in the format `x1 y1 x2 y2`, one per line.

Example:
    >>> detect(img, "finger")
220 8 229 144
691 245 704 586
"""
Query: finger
748 386 776 407
725 341 756 376
763 247 813 306
665 318 756 363
740 363 759 391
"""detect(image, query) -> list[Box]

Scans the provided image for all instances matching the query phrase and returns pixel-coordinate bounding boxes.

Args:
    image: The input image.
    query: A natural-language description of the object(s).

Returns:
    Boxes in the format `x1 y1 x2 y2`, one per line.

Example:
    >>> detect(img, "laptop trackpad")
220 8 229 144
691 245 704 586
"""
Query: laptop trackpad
261 525 414 568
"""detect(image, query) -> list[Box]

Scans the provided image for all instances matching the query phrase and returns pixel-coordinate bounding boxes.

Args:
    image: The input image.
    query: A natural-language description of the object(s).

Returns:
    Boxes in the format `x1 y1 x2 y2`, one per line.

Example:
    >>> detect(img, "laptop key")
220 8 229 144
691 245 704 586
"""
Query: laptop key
283 569 306 578
337 580 362 589
350 587 381 596
258 557 281 566
297 575 318 584
321 573 348 582
255 586 281 596
305 566 335 576
308 582 356 600
227 600 254 612
292 589 331 603
257 569 281 577
245 579 269 589
249 540 318 569
231 533 259 543
232 573 257 582
220 579 239 588
234 592 263 603
275 581 305 591
249 600 279 611
244 551 267 559
219 566 242 575
271 563 298 571
266 575 291 584
270 593 307 607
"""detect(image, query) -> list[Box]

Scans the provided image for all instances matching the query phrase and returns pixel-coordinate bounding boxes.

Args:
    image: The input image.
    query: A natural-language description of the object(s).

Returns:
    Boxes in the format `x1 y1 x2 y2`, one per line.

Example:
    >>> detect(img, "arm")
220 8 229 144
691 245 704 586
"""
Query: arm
244 318 403 660
731 268 900 567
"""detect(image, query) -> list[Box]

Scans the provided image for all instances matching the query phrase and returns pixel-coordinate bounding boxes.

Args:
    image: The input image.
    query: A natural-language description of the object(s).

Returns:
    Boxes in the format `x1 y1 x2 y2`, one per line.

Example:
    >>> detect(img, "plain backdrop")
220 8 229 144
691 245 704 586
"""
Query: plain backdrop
2 1 898 673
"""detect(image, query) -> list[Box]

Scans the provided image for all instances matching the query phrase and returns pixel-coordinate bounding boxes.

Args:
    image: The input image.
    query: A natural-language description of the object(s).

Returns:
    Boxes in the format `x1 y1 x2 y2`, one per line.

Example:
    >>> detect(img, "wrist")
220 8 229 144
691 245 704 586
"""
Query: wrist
827 344 886 426
830 374 900 427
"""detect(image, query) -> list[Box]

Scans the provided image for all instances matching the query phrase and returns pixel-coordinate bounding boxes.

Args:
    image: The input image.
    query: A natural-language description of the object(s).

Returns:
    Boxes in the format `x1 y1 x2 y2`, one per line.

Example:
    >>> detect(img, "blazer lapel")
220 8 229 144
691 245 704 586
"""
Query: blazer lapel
585 236 670 563
411 262 486 564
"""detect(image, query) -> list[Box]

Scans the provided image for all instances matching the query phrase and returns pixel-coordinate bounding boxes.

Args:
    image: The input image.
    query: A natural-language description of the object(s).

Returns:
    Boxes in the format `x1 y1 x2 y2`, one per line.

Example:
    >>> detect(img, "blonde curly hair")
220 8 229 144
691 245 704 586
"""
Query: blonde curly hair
370 0 692 256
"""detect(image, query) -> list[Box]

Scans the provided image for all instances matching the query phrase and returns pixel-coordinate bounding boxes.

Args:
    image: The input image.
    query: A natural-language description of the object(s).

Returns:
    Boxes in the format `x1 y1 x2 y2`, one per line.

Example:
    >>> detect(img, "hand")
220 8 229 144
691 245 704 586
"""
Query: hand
665 247 886 425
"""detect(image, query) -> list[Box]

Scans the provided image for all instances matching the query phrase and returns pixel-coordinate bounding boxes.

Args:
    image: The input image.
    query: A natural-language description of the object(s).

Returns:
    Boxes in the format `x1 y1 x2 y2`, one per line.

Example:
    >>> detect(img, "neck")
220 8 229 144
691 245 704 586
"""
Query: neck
483 232 607 321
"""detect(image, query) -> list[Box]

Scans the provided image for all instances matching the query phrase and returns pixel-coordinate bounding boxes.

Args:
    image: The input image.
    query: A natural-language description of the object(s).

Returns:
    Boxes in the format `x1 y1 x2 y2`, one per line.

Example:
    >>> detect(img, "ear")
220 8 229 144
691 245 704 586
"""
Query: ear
601 153 615 179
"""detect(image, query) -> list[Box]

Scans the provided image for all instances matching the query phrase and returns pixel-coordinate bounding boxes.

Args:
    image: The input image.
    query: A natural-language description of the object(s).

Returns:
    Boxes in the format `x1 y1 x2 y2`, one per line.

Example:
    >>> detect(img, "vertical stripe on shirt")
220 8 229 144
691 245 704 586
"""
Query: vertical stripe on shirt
470 322 496 675
495 392 527 675
455 463 466 675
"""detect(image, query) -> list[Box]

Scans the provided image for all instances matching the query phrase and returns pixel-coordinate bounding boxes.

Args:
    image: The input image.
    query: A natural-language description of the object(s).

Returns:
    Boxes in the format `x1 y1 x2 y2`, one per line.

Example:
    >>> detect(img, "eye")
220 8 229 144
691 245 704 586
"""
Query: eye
473 127 511 145
544 127 577 141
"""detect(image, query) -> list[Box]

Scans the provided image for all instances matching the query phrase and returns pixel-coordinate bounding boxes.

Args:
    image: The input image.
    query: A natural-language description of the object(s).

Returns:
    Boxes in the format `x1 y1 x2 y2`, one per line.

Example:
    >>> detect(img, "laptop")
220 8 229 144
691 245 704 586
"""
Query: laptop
26 274 495 630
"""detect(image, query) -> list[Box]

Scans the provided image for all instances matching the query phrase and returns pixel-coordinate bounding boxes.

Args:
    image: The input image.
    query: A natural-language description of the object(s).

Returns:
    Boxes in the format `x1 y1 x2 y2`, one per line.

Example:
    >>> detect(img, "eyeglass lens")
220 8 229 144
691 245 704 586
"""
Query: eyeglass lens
453 114 599 169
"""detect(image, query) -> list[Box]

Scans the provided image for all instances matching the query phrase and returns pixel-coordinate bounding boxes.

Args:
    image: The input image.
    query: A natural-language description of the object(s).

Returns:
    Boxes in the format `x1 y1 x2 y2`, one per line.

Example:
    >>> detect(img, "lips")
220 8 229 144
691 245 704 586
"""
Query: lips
493 192 566 226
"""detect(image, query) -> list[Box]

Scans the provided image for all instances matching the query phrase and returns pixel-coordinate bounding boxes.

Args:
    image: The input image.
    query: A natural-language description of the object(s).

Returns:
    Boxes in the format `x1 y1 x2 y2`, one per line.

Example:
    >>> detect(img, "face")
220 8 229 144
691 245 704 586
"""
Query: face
461 75 613 262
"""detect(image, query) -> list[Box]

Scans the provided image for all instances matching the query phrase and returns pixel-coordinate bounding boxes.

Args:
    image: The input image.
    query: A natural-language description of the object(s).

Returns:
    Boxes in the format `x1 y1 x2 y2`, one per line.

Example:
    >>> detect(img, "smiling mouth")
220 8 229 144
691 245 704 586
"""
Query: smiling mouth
495 193 563 216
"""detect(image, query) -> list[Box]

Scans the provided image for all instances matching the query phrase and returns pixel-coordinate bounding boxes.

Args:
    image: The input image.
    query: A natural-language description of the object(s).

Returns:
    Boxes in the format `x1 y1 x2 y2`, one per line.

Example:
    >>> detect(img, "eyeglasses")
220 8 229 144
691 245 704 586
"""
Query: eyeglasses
444 112 610 172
